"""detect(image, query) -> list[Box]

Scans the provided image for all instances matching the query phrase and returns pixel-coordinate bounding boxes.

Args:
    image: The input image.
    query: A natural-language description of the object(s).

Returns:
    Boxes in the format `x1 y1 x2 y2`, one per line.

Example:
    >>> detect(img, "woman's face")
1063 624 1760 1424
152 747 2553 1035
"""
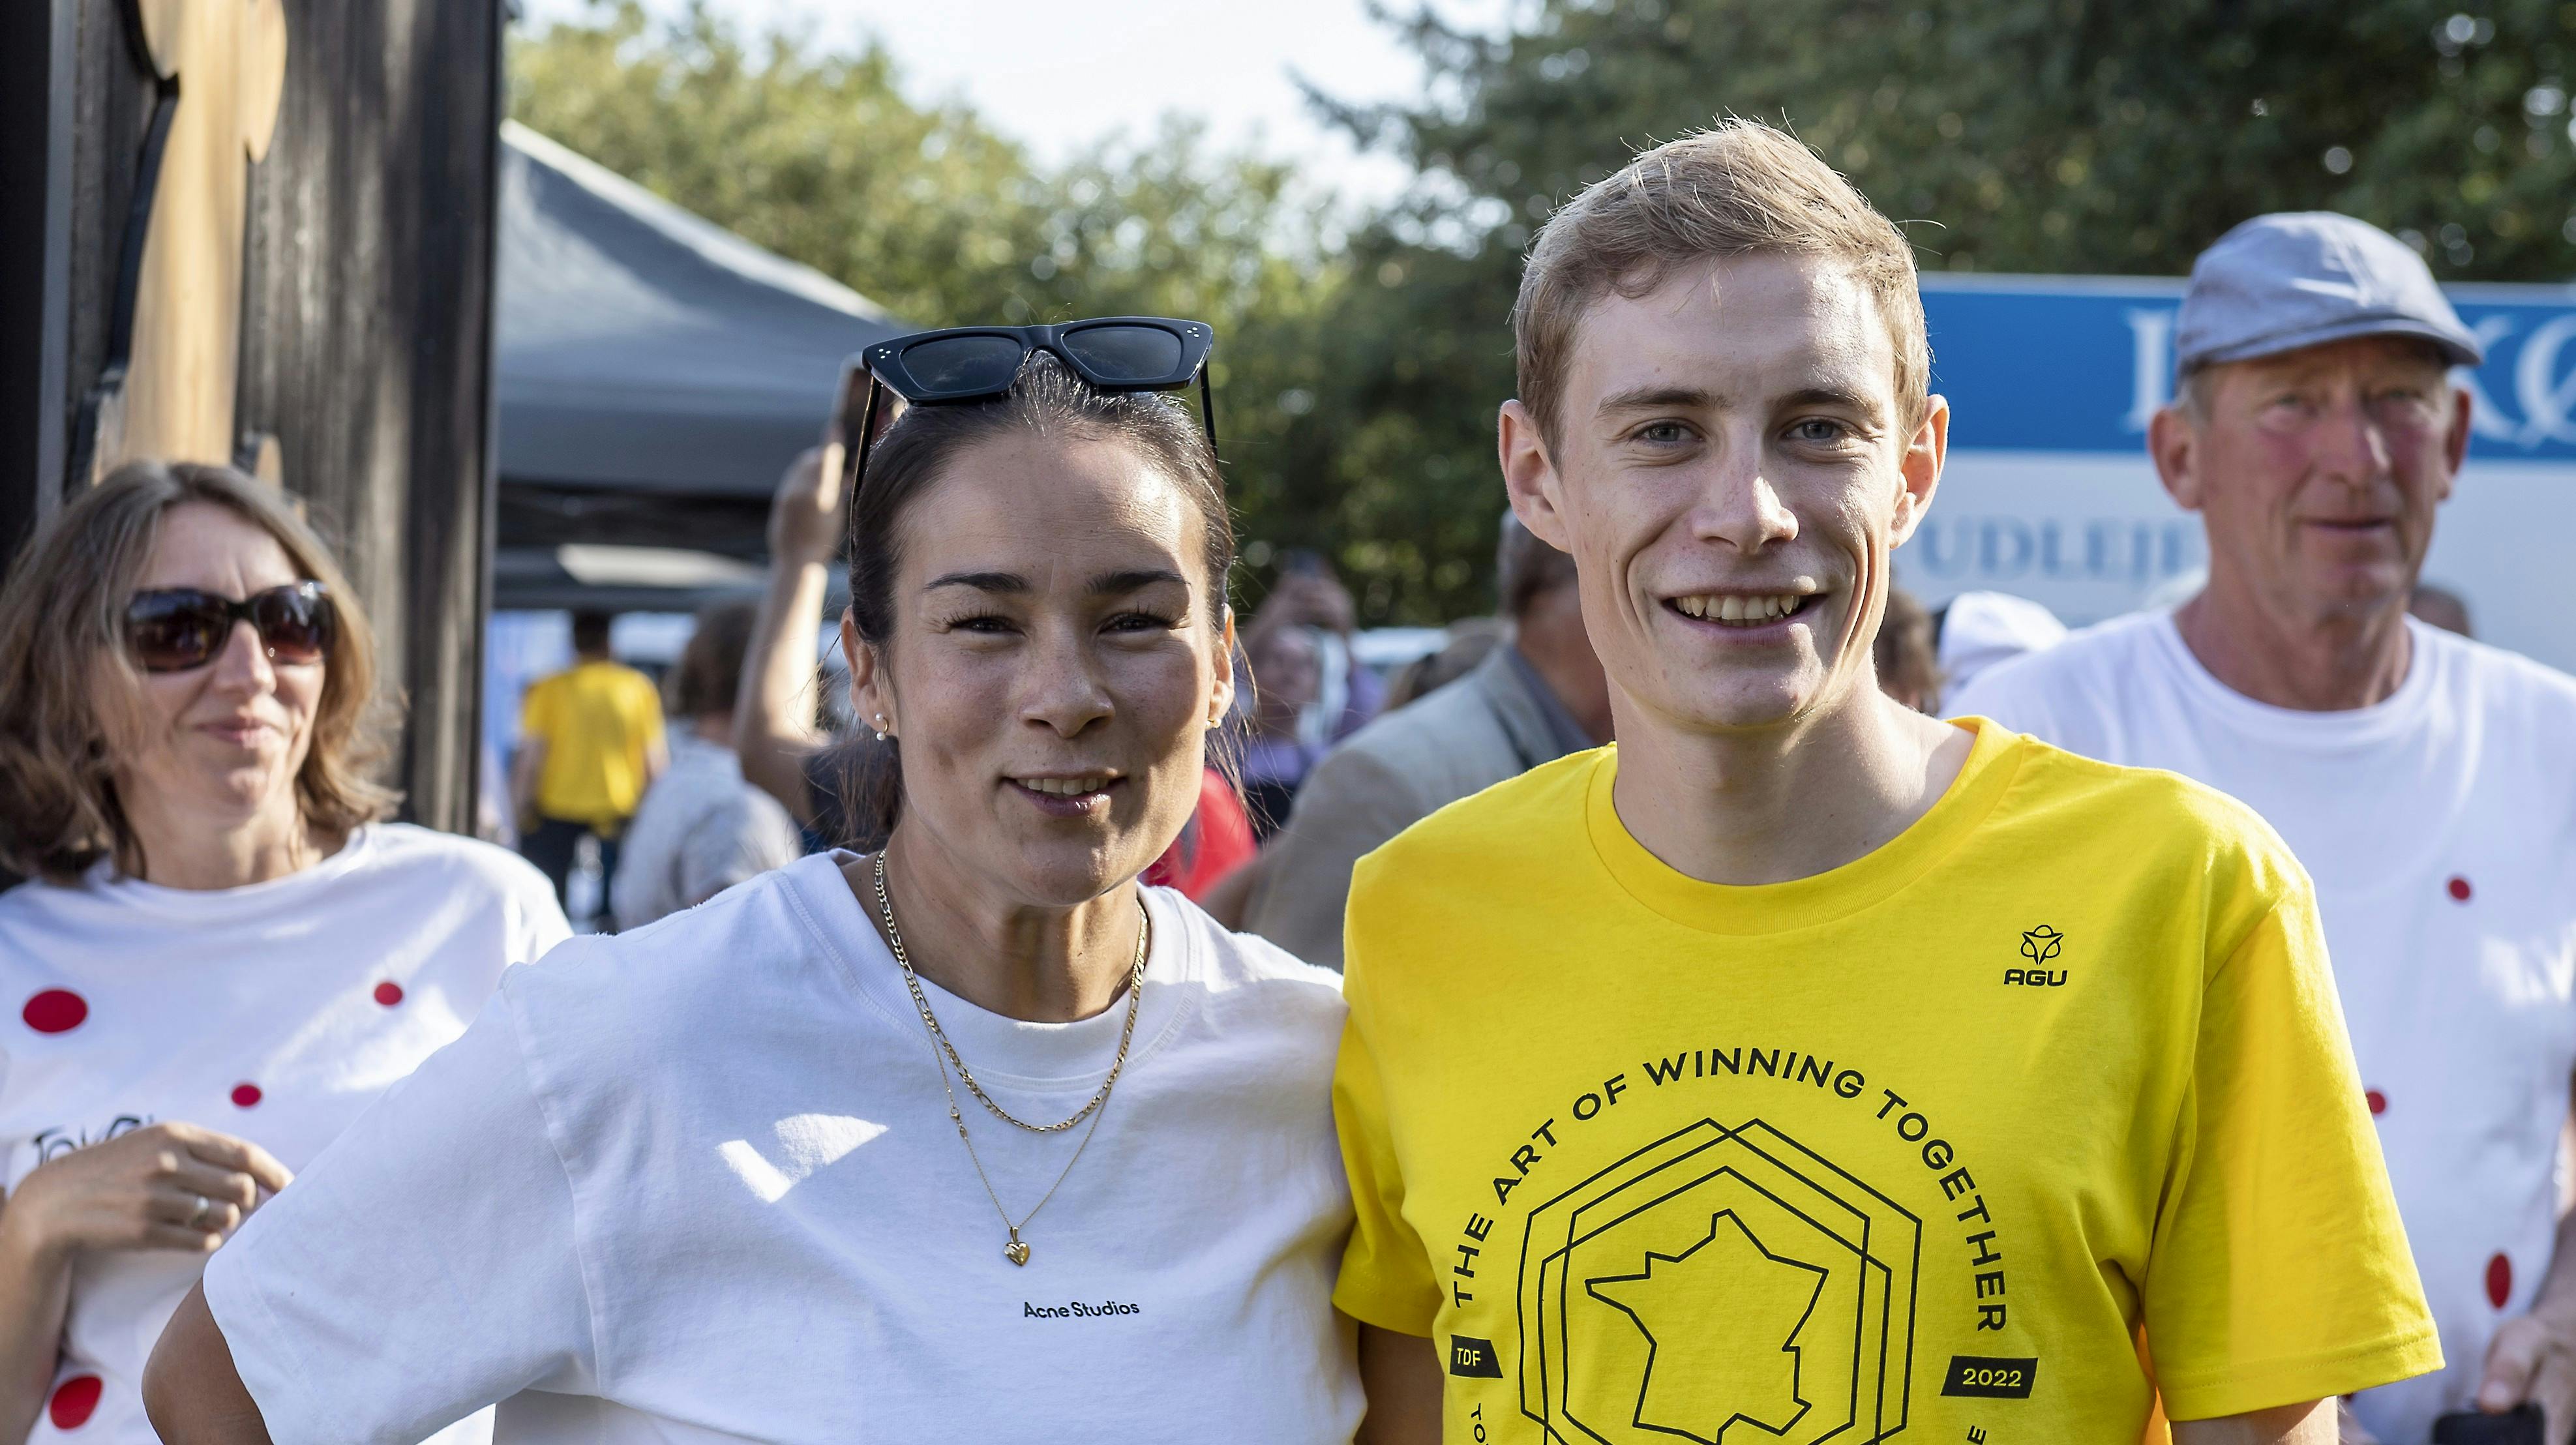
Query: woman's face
848 431 1234 908
1247 626 1321 733
109 502 325 841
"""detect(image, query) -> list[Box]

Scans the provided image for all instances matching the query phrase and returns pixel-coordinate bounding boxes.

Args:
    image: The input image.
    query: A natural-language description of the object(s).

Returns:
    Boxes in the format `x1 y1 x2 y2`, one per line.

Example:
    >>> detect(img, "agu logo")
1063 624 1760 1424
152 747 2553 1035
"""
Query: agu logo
2005 926 2066 987
1515 1118 1920 1444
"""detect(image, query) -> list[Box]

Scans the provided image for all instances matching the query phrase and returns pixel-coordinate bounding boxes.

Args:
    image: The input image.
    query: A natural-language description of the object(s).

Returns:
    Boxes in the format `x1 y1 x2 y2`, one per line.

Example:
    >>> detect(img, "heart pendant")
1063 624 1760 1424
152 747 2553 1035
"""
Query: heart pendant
1004 1237 1030 1266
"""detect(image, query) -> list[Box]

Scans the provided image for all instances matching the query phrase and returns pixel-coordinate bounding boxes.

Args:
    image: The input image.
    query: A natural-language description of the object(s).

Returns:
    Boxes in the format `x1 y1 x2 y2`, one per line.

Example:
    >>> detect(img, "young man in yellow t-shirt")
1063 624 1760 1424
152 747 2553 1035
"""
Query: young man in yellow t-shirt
512 609 667 918
1333 122 2439 1445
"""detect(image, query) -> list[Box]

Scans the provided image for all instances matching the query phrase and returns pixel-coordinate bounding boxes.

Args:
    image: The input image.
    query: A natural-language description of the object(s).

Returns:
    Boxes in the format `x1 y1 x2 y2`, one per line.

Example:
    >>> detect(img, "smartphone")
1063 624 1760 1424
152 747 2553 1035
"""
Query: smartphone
2435 1404 2544 1445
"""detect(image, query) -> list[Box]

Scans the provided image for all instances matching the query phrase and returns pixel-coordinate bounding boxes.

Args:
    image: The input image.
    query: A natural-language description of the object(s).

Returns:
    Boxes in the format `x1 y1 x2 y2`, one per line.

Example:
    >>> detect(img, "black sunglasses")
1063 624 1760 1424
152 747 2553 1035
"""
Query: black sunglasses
125 582 335 674
843 318 1217 501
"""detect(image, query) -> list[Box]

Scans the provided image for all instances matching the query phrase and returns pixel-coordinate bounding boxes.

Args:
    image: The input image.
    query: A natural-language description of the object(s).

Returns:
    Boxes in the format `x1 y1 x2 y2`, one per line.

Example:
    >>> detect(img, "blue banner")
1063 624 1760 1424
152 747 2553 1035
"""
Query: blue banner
1921 276 2576 461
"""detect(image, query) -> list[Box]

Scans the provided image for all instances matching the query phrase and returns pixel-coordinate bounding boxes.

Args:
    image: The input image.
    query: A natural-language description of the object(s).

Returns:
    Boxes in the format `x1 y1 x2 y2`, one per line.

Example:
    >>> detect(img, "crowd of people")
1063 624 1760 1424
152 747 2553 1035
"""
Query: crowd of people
0 115 2566 1445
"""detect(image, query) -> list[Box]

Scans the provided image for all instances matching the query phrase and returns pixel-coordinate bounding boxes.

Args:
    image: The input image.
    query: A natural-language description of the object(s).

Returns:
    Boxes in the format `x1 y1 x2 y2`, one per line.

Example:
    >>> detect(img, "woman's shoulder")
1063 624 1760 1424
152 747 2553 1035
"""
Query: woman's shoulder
359 824 557 902
0 870 98 945
503 857 846 1033
1150 886 1345 1019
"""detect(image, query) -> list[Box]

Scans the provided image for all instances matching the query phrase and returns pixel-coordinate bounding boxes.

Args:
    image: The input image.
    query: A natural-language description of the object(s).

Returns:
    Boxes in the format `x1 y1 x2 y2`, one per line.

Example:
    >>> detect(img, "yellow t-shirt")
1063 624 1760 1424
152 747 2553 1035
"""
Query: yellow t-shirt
519 659 665 832
1334 719 2438 1442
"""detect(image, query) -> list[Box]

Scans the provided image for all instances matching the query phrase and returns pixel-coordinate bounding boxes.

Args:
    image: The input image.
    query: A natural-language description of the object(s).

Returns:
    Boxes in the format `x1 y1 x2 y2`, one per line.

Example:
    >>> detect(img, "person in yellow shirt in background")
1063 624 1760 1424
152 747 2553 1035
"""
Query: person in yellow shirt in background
512 608 666 924
1334 121 2439 1445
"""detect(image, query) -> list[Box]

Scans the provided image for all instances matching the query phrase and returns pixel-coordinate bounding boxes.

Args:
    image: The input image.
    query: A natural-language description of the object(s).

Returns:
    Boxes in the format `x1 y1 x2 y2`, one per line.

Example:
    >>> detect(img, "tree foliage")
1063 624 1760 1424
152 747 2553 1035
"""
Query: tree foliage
513 0 2576 625
1287 0 2576 621
507 1 1347 608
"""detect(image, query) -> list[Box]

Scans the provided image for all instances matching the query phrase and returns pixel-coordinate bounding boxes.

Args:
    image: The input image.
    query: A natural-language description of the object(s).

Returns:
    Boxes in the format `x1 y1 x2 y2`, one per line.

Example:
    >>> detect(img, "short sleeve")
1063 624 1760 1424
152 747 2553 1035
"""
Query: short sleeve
633 675 667 749
203 989 599 1444
515 876 575 962
2141 889 2442 1420
1330 931 1441 1335
518 678 554 741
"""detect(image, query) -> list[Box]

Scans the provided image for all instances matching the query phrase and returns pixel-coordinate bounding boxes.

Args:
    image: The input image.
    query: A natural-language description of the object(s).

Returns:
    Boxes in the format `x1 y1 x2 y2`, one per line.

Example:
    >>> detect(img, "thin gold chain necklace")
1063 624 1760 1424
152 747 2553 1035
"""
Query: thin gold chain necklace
871 852 1147 1264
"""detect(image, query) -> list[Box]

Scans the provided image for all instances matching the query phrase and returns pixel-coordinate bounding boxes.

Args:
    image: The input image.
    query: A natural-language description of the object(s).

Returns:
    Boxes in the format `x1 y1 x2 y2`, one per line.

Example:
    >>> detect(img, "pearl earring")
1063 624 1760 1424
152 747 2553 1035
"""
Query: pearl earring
873 713 891 742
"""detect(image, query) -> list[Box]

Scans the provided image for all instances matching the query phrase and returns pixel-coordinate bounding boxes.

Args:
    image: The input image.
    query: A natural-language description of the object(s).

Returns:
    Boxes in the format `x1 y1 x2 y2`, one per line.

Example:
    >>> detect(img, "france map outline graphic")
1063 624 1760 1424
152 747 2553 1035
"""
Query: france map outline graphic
1516 1117 1922 1444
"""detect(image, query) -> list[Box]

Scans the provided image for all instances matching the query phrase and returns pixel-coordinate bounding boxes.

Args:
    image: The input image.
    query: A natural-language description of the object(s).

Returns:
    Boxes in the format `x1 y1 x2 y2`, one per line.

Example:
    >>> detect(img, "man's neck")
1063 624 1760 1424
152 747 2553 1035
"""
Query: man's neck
2172 576 2413 711
1609 687 1971 887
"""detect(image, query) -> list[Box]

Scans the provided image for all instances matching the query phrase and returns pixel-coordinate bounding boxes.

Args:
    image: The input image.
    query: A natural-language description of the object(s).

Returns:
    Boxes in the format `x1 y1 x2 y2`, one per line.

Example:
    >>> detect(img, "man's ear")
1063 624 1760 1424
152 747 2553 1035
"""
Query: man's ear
1499 399 1575 552
841 609 892 736
2149 404 2204 513
2437 382 2472 503
1887 395 1950 547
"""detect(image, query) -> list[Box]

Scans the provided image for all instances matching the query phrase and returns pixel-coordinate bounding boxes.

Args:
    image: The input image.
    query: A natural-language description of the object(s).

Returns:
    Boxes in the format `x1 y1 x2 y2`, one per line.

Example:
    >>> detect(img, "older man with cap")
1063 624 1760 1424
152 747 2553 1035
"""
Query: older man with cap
1953 212 2576 1442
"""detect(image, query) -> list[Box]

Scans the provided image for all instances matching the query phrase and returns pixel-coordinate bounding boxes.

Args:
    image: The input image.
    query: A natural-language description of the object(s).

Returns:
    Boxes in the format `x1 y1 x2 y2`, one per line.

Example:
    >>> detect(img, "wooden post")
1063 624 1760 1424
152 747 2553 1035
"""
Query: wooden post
0 0 503 837
233 3 504 833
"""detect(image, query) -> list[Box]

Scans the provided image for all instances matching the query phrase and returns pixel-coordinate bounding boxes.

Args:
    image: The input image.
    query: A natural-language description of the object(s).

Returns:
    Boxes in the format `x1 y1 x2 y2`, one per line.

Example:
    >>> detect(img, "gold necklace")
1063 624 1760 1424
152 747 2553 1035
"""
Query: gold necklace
871 852 1147 1265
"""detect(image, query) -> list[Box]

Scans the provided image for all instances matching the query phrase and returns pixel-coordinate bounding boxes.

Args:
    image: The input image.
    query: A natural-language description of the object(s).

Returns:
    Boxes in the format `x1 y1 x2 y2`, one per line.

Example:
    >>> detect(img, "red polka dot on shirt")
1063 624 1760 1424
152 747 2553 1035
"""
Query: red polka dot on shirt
22 989 86 1034
47 1374 100 1429
2448 876 2474 902
2365 1089 2387 1116
373 981 404 1007
2488 1252 2514 1309
230 1082 263 1109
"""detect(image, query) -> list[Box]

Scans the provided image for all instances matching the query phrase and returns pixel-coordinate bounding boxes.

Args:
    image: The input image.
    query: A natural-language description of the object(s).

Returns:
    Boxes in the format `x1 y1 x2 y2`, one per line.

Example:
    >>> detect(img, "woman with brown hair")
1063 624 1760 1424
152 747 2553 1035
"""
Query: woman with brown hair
0 461 567 1443
145 329 1358 1442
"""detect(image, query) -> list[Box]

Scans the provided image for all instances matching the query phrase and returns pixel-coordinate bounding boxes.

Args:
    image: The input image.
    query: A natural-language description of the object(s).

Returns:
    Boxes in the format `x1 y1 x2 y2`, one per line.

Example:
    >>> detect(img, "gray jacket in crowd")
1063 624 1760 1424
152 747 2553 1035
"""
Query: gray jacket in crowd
1244 645 1595 970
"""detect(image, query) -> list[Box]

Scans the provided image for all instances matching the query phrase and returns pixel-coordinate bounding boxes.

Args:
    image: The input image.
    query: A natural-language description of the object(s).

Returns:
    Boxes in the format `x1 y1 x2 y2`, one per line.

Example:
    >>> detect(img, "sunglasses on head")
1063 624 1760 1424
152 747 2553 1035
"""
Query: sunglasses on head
125 582 335 674
843 318 1218 501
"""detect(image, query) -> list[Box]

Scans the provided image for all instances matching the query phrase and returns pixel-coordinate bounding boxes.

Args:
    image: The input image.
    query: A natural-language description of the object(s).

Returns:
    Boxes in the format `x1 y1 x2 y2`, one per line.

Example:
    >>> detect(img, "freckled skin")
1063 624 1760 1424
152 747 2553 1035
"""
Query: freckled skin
847 429 1235 923
2163 337 2466 629
2148 336 2472 713
138 435 1242 1440
1508 254 1946 737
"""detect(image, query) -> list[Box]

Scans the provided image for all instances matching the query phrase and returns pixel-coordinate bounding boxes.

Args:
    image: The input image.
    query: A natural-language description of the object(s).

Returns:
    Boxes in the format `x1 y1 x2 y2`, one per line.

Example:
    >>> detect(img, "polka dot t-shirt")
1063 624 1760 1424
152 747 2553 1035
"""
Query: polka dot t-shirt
0 824 569 1443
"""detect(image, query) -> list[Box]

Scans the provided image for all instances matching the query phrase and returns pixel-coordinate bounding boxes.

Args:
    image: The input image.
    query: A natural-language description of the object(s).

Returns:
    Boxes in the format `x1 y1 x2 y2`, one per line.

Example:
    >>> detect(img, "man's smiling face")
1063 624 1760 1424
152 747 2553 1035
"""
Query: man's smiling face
2166 336 2466 627
1506 251 1946 737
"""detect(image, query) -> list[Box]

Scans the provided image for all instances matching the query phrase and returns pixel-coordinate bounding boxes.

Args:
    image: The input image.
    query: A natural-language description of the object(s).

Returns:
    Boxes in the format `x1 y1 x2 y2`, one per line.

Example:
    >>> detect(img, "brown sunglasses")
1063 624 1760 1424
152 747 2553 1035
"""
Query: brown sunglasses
124 582 335 674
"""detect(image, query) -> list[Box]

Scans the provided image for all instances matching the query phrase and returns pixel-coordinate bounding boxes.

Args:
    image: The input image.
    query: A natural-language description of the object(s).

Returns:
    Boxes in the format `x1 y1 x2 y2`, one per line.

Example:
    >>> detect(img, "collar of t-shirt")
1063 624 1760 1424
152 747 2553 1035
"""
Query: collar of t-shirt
1583 718 2024 938
2145 610 2442 752
794 852 1206 1090
70 826 380 923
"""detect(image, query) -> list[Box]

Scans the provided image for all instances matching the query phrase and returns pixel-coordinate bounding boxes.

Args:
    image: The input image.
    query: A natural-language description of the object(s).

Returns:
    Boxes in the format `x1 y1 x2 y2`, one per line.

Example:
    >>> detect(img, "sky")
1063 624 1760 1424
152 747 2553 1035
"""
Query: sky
517 0 1519 209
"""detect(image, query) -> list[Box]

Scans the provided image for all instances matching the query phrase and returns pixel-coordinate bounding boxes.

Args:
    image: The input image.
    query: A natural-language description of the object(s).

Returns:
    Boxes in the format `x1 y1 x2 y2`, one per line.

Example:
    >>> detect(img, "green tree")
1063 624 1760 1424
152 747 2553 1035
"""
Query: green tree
508 3 1349 609
1287 0 2576 621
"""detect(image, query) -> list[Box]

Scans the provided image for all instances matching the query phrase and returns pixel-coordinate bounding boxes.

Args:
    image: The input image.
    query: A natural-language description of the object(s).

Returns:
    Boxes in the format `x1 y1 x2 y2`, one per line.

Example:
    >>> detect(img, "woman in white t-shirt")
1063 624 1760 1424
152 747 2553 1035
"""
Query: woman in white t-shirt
147 329 1362 1443
0 462 570 1444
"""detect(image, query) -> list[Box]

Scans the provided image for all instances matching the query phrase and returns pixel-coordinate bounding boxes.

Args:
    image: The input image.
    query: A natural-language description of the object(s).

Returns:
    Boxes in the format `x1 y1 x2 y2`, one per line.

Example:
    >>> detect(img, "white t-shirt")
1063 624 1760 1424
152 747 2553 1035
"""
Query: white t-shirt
204 852 1360 1444
1951 611 2576 1440
0 824 569 1444
610 730 801 932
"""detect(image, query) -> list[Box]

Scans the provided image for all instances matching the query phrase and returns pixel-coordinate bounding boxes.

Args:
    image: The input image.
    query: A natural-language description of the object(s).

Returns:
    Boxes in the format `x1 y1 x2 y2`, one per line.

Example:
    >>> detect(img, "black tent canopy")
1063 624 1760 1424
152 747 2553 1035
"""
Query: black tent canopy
495 122 908 566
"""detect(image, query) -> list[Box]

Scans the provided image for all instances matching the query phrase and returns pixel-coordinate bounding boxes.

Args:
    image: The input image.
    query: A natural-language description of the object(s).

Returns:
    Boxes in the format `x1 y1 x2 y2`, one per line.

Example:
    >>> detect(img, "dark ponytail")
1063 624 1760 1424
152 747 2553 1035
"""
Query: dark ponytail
839 353 1235 843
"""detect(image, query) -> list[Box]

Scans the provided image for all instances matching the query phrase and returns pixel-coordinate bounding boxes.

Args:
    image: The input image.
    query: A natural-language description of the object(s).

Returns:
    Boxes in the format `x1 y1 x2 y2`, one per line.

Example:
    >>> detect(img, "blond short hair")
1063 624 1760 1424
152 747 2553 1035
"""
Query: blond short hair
0 461 398 882
1513 119 1930 448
